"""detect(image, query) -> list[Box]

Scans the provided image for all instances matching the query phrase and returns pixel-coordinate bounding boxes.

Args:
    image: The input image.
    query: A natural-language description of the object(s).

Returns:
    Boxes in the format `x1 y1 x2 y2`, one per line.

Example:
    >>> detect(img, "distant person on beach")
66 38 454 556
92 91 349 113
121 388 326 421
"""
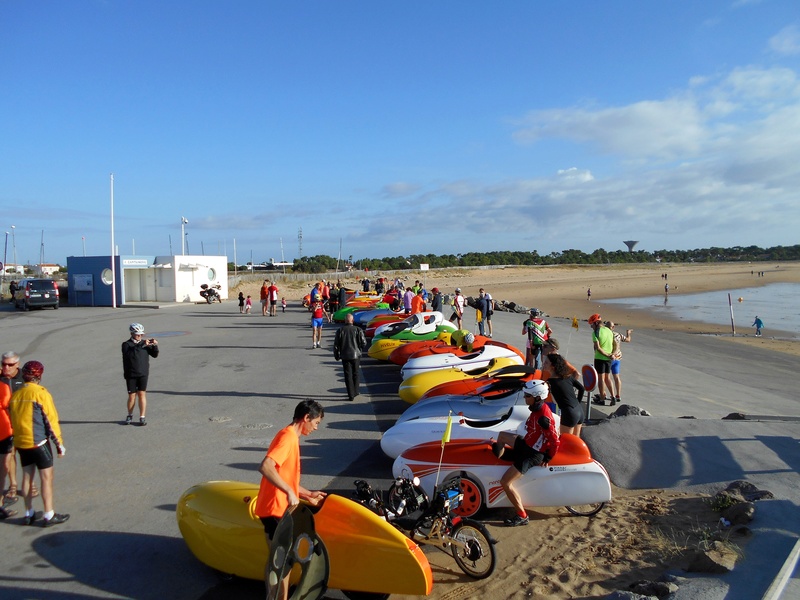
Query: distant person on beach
664 283 669 294
491 380 559 527
121 323 159 426
606 321 632 403
587 288 591 301
333 313 367 400
589 314 615 405
254 399 326 600
752 316 764 337
522 309 551 371
544 353 585 437
476 289 490 337
482 289 494 337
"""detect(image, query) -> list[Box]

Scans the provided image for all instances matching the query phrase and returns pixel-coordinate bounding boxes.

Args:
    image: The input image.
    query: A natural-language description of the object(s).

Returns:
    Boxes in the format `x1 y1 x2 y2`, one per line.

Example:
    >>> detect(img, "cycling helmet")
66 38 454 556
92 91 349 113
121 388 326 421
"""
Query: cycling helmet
464 332 475 345
21 360 44 381
529 308 540 316
522 379 549 399
455 287 461 293
588 313 602 325
129 323 145 335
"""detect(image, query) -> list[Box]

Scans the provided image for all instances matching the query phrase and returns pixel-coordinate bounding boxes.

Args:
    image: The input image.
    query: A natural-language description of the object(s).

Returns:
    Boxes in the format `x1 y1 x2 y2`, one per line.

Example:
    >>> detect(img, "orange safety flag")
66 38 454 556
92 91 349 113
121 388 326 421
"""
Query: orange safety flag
572 317 580 331
441 412 453 447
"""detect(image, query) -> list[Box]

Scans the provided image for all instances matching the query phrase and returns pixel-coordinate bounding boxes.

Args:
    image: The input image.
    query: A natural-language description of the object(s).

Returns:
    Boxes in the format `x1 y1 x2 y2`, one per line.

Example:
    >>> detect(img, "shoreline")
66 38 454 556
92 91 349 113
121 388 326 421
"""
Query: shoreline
236 261 800 357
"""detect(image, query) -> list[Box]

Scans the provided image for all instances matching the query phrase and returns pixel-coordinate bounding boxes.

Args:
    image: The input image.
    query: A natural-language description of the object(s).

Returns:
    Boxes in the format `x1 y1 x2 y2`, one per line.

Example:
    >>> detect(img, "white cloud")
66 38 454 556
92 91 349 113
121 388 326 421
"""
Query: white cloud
381 182 420 198
769 24 800 56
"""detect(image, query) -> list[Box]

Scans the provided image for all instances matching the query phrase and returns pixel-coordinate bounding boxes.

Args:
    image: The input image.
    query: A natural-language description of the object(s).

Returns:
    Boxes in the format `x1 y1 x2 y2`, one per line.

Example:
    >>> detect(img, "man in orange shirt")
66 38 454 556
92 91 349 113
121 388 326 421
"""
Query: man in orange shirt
254 400 326 599
410 288 426 314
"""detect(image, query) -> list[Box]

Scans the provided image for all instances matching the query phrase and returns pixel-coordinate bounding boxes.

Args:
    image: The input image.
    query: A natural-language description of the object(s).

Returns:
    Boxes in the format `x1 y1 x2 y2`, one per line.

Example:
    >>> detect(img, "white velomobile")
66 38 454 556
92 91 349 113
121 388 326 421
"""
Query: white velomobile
392 434 611 518
400 344 524 379
396 388 527 426
372 311 451 339
380 405 560 459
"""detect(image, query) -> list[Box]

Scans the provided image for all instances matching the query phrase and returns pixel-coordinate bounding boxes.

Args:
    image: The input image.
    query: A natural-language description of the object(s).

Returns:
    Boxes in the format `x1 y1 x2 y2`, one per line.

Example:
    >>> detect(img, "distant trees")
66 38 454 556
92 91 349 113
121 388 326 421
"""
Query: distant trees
281 245 799 274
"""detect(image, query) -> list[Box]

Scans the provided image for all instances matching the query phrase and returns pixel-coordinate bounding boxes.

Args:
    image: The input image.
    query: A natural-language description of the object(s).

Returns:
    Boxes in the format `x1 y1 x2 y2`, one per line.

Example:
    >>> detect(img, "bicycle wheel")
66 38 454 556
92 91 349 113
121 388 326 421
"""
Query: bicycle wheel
565 502 606 516
450 519 496 579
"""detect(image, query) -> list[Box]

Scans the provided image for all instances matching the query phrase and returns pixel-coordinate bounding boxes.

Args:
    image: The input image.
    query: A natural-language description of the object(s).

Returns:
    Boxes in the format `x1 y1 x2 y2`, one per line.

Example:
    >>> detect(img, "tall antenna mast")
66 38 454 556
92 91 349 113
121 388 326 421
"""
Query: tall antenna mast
298 227 303 257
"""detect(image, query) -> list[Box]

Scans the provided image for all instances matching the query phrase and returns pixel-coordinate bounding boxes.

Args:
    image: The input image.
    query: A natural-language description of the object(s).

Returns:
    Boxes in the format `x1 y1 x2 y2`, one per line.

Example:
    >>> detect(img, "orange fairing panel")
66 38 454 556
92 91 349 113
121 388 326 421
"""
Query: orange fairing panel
176 482 432 596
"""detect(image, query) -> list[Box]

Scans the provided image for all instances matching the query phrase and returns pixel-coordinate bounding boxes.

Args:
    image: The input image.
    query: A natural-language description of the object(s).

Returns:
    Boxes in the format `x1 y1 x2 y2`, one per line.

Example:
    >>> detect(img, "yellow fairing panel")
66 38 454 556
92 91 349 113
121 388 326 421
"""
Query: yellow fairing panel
367 338 407 361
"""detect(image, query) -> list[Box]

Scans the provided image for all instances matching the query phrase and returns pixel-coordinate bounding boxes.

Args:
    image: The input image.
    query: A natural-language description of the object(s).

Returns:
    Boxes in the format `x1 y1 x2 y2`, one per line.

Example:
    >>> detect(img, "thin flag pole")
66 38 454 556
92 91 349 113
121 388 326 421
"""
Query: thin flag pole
110 173 117 309
434 411 453 490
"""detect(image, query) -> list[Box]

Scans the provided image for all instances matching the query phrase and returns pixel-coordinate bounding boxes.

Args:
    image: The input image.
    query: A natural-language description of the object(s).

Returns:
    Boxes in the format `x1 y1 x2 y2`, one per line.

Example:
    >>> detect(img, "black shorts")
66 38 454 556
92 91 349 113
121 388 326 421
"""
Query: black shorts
0 435 13 454
260 516 280 539
502 436 545 475
18 442 54 470
594 359 612 374
558 403 585 428
270 299 277 306
126 376 149 394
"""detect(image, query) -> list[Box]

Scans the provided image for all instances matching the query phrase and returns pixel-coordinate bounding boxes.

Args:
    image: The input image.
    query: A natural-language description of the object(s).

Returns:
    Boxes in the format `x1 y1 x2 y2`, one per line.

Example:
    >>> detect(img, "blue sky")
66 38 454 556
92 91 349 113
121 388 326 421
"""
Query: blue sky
1 1 799 266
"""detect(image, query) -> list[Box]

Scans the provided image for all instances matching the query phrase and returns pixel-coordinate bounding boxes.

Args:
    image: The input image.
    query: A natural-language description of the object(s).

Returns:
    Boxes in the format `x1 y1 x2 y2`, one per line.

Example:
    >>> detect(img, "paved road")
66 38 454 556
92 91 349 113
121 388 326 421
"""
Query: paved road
0 302 797 599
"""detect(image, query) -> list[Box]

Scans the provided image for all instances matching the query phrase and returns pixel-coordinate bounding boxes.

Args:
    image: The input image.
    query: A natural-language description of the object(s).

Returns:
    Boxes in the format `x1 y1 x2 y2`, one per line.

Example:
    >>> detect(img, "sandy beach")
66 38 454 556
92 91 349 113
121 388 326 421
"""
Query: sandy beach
237 261 800 357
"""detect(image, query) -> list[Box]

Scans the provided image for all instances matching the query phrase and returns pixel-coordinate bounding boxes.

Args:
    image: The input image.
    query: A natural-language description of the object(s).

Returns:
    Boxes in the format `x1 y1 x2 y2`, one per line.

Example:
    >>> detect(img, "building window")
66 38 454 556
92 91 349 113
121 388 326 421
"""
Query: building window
101 268 114 285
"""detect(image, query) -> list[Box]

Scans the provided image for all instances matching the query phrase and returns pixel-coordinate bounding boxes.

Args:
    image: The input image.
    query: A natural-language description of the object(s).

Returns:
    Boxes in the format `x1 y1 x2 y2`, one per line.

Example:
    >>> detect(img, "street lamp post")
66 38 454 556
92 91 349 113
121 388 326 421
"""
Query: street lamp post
10 225 16 276
181 217 189 255
3 231 8 294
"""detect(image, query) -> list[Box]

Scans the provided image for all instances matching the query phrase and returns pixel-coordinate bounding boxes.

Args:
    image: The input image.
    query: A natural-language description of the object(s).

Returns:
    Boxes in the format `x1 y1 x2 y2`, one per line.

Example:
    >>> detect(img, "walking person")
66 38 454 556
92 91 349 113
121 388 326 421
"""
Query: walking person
9 361 69 527
752 316 764 337
333 313 367 400
589 314 615 405
522 308 552 371
310 298 331 349
451 288 466 329
1 351 39 502
121 323 159 426
254 400 327 600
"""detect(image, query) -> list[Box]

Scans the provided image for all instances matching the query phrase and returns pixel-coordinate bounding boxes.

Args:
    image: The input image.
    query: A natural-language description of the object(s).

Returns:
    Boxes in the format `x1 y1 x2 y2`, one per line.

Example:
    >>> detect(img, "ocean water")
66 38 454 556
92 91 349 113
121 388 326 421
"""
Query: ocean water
601 283 800 338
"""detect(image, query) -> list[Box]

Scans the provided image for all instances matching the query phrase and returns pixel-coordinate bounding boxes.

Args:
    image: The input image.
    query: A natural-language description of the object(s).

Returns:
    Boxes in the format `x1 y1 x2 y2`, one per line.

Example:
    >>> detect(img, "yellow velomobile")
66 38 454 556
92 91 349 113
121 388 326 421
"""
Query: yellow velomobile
398 356 522 404
368 331 453 362
177 481 433 598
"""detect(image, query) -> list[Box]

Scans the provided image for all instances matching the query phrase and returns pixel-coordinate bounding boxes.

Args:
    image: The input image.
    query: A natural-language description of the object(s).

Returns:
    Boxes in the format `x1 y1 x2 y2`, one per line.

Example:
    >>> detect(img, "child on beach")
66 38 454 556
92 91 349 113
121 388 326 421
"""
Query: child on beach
281 297 287 313
244 295 252 314
238 292 245 313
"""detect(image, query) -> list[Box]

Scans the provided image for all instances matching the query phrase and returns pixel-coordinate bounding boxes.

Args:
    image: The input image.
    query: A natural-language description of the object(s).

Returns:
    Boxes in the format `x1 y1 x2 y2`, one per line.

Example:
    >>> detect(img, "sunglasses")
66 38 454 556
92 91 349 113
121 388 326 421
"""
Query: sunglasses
2 362 18 367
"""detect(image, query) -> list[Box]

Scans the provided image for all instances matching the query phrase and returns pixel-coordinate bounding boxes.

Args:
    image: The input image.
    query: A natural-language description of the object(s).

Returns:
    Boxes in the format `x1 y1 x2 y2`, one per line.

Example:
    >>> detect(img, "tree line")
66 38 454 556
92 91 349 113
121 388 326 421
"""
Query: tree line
235 244 800 274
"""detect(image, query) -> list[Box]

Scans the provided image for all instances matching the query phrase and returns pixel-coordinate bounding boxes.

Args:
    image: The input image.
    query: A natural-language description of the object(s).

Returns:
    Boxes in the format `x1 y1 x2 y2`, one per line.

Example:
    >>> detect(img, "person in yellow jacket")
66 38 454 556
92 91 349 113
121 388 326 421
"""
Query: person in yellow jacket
9 361 69 527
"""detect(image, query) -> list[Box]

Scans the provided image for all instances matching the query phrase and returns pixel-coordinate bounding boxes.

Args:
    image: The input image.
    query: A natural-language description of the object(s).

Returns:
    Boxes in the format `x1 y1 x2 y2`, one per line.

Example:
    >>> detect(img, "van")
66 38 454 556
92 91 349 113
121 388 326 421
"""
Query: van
15 278 59 310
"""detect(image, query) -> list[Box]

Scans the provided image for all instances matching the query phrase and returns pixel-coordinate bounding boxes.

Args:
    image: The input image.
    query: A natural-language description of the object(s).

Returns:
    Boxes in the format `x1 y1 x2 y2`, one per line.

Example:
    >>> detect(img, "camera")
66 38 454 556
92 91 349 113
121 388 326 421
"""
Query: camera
147 338 155 344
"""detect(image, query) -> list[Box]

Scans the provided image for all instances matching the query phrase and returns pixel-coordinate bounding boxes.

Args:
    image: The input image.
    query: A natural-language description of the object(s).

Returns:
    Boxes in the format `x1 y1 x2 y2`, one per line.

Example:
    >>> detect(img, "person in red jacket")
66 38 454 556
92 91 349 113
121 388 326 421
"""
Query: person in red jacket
491 379 560 526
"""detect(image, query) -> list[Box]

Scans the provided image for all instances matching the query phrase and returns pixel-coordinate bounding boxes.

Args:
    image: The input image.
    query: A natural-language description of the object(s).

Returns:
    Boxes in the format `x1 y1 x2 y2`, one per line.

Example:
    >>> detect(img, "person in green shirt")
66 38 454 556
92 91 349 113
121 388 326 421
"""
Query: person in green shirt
589 314 615 405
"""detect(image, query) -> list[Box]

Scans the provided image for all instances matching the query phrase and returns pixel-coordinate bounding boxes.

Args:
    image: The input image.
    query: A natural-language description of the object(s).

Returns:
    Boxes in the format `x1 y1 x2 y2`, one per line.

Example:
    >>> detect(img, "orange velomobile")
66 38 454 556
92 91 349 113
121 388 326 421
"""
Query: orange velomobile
388 336 488 366
418 364 542 401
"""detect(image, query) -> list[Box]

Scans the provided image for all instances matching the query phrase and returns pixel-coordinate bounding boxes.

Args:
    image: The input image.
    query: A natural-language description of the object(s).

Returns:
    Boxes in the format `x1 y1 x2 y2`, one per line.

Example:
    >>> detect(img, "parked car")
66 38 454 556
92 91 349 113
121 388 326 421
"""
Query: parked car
15 278 59 310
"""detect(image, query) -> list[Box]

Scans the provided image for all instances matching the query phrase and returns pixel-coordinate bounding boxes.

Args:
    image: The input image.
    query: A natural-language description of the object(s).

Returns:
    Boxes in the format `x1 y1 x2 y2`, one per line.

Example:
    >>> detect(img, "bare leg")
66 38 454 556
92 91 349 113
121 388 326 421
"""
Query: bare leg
500 466 525 514
559 424 575 436
127 392 136 415
613 374 622 398
138 391 147 418
573 423 583 437
21 464 36 513
5 450 16 492
39 467 54 514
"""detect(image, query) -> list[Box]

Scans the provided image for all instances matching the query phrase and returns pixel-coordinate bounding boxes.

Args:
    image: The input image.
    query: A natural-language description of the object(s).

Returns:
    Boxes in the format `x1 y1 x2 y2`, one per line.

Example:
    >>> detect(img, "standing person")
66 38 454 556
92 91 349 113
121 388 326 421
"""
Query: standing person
491 380 559 527
281 297 287 313
430 287 443 313
607 321 632 403
483 289 494 338
0 380 18 517
589 314 615 405
268 280 280 317
9 361 69 527
327 283 339 315
321 280 330 310
337 282 348 312
310 298 331 349
476 289 490 337
752 316 764 337
237 292 245 313
310 282 323 305
522 309 552 371
260 280 270 316
544 353 585 437
664 282 669 295
244 295 252 314
402 286 414 314
254 400 327 600
333 313 367 400
121 323 159 426
451 288 465 329
410 289 426 315
1 351 33 501
587 287 591 301
9 280 18 303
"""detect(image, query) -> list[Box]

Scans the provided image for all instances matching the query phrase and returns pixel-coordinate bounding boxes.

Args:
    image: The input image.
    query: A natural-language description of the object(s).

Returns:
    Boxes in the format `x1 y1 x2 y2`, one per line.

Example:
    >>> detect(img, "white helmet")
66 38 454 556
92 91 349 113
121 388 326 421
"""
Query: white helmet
523 379 549 399
465 332 475 344
129 323 145 335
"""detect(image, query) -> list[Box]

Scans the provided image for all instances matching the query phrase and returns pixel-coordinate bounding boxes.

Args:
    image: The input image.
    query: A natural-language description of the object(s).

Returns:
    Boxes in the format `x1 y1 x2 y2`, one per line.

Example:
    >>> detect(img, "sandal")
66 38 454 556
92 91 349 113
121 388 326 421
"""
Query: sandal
3 495 19 507
0 506 18 519
5 485 17 500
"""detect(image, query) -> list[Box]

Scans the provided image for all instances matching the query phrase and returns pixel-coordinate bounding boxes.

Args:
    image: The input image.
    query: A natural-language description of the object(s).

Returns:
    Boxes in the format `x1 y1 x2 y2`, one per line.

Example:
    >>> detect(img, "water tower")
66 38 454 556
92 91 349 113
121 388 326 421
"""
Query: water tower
623 240 639 252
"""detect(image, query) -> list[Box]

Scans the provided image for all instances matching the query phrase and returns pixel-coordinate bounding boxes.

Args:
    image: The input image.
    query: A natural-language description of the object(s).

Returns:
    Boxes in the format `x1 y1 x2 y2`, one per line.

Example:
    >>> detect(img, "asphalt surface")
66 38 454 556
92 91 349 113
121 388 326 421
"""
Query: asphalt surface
0 300 797 599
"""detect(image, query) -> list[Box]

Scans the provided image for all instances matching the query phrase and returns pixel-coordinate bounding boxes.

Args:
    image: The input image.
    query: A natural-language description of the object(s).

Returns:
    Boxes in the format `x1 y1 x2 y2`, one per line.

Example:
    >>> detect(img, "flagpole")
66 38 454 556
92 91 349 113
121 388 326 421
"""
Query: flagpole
110 173 117 309
434 411 453 490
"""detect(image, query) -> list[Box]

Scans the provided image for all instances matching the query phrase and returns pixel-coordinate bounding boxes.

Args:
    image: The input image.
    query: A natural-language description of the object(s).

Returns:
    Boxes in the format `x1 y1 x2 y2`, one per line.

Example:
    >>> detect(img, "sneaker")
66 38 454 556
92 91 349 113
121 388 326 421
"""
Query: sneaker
592 395 606 405
41 513 70 527
125 415 133 425
24 511 43 526
139 416 147 426
504 514 529 527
